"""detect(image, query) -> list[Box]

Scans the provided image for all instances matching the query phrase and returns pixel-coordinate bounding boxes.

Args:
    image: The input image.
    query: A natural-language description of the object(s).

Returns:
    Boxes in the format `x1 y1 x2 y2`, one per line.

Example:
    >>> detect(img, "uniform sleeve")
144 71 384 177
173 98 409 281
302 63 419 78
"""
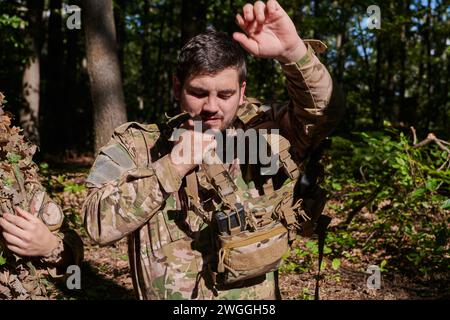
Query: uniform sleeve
82 123 182 245
278 42 344 157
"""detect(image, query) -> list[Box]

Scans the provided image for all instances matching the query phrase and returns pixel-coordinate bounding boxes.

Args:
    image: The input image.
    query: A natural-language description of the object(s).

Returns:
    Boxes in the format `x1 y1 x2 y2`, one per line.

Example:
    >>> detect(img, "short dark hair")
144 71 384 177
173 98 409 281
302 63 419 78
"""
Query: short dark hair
176 29 247 86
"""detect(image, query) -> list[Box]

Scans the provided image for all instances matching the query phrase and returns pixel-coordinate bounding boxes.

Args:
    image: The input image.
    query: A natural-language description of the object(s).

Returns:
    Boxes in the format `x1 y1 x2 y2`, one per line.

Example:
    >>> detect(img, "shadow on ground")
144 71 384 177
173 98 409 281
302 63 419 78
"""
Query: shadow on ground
52 261 136 300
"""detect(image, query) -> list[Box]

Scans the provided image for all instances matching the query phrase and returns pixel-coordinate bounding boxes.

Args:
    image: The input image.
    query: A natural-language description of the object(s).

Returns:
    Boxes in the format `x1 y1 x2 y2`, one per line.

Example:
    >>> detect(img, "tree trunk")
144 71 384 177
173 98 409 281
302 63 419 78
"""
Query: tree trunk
114 0 127 79
21 0 44 146
180 0 207 46
424 0 434 131
140 0 152 118
397 1 408 126
153 2 168 120
65 8 81 152
42 0 65 154
82 0 127 153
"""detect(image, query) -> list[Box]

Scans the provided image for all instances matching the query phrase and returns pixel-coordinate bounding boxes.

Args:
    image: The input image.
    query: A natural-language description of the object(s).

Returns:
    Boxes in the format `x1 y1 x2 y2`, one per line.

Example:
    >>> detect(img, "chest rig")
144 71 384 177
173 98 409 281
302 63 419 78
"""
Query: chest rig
164 97 329 288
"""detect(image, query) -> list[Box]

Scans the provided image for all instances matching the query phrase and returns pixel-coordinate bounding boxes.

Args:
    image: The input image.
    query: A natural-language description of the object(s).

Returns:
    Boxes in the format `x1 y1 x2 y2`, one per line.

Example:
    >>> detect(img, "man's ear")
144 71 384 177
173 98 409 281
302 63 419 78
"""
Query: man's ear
173 75 181 101
239 81 247 105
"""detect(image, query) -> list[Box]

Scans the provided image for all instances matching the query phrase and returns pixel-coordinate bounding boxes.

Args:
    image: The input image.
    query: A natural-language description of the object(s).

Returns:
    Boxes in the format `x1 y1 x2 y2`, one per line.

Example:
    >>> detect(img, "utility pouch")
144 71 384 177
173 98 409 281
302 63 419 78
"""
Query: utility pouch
216 221 289 285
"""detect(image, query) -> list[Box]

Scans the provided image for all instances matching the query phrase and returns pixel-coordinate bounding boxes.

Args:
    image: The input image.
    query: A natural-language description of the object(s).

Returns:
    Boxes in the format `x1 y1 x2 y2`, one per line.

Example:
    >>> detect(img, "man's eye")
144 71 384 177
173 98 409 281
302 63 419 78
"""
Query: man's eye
193 92 207 98
219 94 232 100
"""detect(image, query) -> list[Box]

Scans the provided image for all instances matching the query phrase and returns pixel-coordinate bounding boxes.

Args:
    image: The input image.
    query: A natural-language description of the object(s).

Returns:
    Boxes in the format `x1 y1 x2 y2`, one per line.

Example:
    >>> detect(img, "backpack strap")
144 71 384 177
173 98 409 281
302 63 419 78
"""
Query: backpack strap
265 133 300 180
201 162 238 210
184 170 212 225
262 179 275 196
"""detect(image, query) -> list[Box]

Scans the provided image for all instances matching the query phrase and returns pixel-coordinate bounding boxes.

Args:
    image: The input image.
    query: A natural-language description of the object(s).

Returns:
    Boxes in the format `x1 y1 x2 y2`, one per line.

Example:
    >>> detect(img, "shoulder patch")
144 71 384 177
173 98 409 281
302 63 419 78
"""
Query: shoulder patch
87 122 162 187
86 148 131 187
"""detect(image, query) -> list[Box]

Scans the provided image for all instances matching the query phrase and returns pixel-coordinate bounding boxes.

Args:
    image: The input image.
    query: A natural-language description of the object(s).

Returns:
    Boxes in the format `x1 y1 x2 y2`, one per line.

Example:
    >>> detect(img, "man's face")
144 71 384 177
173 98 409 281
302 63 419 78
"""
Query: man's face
174 67 246 131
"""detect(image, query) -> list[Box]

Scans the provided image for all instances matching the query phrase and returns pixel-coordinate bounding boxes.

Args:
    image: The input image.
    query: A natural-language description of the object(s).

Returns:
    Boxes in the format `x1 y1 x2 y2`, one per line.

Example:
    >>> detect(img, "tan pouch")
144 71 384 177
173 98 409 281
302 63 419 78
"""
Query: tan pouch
217 221 289 285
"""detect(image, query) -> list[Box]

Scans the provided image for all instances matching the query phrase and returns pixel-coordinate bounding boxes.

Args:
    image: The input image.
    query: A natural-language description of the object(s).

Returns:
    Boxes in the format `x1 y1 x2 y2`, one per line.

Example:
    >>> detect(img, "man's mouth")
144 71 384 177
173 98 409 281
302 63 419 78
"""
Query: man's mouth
201 117 222 124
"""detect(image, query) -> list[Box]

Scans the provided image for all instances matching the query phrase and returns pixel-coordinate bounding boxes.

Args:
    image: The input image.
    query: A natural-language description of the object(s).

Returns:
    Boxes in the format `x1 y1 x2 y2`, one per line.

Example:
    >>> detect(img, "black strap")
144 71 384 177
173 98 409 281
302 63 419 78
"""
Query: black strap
314 215 331 300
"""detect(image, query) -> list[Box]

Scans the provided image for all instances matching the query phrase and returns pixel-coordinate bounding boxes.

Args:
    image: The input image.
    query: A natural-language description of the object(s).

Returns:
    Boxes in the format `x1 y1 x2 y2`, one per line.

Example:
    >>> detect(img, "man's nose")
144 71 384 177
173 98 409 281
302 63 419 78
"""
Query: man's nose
203 95 219 113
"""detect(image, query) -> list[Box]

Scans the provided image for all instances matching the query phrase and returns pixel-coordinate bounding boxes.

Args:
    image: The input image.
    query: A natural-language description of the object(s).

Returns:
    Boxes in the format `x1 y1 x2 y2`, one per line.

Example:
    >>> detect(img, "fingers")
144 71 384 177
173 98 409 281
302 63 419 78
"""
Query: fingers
4 244 27 256
254 1 266 24
235 13 246 31
2 230 27 249
242 2 266 24
233 32 260 55
243 3 254 22
0 215 29 239
267 0 280 13
15 206 37 222
1 212 31 230
238 1 272 35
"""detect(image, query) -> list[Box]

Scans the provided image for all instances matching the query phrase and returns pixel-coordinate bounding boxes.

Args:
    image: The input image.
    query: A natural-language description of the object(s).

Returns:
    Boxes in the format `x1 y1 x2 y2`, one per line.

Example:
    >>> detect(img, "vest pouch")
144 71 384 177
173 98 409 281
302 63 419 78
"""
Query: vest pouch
216 221 289 285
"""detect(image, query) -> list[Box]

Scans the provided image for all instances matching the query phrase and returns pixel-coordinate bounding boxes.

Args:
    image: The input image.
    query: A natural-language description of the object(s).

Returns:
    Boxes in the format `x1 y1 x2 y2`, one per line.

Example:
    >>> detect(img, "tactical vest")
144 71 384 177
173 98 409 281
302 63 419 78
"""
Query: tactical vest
164 97 330 288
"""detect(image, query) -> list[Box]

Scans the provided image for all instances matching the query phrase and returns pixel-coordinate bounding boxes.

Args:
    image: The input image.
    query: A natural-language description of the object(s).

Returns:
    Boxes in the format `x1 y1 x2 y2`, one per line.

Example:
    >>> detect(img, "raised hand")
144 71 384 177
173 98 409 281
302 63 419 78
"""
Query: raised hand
233 0 307 64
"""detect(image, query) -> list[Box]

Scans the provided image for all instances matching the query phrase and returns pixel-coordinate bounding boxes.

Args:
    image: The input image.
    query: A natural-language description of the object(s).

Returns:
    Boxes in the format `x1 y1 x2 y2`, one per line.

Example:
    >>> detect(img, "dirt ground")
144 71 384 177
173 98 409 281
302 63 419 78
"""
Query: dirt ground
45 170 449 300
71 227 448 300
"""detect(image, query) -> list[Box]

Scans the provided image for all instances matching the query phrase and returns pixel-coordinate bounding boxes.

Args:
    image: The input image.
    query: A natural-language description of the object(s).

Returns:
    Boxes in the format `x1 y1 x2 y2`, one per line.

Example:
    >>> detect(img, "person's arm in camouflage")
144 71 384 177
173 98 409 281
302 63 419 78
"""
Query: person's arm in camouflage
233 1 342 155
277 42 336 154
82 122 184 245
0 195 83 272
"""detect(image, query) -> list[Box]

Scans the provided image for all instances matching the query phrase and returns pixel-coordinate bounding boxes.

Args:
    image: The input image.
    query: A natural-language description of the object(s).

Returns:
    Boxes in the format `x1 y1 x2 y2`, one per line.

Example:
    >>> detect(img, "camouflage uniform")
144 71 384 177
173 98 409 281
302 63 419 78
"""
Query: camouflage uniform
83 41 342 299
0 93 84 299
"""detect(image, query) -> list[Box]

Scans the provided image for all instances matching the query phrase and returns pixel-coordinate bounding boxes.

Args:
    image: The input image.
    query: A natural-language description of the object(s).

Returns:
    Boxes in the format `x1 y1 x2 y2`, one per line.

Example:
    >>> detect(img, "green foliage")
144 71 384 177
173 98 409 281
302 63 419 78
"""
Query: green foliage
0 3 31 110
1 0 448 154
50 174 86 193
0 14 26 29
331 258 341 270
0 251 6 266
325 127 449 275
6 153 21 164
298 288 314 300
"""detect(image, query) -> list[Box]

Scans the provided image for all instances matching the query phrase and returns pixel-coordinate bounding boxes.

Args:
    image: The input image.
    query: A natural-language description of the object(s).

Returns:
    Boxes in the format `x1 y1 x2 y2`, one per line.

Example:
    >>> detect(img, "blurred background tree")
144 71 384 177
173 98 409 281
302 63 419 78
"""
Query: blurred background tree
1 0 448 296
0 0 448 156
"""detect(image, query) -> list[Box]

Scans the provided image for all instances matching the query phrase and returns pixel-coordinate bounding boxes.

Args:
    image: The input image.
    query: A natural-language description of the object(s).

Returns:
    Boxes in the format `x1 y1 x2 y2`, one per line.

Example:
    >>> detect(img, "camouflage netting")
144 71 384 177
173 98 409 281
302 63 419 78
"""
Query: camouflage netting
0 92 60 299
0 93 41 214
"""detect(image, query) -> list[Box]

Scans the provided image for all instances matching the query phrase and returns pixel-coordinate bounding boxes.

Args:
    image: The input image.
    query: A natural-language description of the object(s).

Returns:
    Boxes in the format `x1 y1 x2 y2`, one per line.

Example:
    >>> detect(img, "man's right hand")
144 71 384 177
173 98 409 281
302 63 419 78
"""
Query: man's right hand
169 124 217 177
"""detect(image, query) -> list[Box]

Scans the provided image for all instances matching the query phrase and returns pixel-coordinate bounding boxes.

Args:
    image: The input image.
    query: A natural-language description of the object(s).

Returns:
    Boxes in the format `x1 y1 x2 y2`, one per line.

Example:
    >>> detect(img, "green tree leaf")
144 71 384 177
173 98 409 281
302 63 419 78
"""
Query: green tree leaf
332 258 341 270
440 199 450 210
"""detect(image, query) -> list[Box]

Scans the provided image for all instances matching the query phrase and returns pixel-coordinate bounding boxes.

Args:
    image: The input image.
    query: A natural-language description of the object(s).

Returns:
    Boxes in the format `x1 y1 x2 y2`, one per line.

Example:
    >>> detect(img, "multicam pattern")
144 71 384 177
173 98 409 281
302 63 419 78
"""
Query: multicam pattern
83 43 340 300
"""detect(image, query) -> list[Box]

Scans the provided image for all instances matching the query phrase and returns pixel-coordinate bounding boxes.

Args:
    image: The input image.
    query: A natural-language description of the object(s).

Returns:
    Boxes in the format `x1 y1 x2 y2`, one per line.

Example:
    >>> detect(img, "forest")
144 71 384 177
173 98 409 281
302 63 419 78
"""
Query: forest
0 0 448 300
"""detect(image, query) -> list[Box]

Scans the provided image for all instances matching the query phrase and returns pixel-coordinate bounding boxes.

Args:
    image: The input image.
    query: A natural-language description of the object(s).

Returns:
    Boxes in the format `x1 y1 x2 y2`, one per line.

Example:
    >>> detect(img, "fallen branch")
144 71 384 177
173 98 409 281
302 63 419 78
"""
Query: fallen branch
413 132 450 172
410 127 417 145
414 132 450 155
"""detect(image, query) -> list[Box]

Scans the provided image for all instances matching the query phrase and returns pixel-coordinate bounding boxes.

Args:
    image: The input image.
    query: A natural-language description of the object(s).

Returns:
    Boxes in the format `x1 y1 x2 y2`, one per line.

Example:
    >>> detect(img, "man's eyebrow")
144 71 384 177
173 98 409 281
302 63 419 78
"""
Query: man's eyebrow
218 89 236 94
186 85 207 92
186 86 236 95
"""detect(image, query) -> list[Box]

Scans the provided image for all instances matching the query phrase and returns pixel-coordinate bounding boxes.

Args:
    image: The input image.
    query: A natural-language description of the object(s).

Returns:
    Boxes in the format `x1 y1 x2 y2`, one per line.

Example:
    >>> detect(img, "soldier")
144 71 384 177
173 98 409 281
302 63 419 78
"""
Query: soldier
83 0 342 299
0 92 83 299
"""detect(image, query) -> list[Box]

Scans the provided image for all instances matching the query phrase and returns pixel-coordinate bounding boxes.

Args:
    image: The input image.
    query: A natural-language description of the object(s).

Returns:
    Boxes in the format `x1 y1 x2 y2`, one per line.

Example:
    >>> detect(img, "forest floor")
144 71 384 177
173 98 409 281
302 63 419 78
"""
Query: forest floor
43 165 449 300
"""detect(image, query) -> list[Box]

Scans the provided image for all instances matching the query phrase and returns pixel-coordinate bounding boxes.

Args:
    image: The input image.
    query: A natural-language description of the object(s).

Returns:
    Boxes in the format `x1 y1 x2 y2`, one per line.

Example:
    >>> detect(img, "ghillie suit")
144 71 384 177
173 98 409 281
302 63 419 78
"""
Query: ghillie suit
0 93 83 299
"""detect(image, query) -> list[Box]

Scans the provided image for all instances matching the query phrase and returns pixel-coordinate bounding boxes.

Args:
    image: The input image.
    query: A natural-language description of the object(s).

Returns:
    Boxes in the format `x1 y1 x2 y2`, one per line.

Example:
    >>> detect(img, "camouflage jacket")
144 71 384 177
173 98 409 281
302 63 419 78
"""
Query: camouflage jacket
0 94 84 299
83 41 342 300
